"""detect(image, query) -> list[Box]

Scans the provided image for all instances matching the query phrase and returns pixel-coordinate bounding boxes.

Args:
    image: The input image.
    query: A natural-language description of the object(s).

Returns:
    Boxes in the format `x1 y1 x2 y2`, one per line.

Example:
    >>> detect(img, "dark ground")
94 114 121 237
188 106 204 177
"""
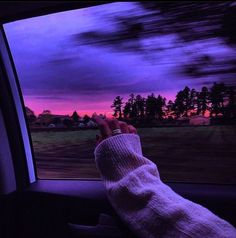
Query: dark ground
31 125 236 184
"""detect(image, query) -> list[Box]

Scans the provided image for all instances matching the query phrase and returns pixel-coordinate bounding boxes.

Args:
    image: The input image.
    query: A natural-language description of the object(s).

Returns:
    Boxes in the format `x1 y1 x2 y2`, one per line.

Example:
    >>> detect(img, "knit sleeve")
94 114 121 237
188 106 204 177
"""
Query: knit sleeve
94 134 236 238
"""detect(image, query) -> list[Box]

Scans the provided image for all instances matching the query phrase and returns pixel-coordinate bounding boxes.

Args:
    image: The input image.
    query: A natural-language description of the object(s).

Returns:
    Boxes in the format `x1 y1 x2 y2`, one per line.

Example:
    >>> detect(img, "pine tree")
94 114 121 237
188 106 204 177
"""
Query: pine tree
111 96 124 119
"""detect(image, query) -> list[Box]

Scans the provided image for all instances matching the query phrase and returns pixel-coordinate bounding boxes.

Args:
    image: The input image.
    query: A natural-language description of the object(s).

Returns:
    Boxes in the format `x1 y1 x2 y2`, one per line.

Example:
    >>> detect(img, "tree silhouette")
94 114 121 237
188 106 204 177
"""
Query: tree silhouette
110 83 236 123
225 86 236 118
71 111 80 123
174 87 197 117
209 82 227 117
126 93 138 119
145 93 165 120
31 83 236 129
135 95 145 118
123 102 132 119
38 110 53 126
182 86 192 117
166 100 175 119
156 95 166 120
196 87 209 115
41 110 51 115
25 107 37 123
83 115 91 124
174 90 185 118
146 93 157 119
111 96 124 119
189 88 197 116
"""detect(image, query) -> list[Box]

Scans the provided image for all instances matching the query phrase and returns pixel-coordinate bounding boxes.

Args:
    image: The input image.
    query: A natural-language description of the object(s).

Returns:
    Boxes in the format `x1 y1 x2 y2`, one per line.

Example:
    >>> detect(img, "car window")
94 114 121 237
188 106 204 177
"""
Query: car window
3 2 236 183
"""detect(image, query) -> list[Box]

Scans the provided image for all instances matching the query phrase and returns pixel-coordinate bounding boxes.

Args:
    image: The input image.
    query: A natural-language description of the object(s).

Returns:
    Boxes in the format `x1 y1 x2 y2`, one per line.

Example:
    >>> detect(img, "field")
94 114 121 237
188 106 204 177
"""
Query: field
31 125 236 184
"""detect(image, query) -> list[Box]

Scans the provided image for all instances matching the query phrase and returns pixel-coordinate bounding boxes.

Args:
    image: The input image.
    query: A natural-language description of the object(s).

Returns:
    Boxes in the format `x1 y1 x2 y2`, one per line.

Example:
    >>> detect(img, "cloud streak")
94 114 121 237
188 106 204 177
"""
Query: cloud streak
3 2 236 115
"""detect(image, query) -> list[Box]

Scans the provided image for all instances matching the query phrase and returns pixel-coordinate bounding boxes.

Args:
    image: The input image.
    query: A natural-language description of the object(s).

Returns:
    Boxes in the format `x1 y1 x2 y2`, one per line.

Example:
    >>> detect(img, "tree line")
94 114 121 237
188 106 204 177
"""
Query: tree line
25 108 93 127
111 82 236 121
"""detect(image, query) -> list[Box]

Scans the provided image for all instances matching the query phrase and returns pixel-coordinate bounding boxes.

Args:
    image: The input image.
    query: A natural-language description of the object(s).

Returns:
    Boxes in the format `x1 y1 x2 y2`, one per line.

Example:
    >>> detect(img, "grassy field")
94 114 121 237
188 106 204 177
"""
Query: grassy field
31 125 236 184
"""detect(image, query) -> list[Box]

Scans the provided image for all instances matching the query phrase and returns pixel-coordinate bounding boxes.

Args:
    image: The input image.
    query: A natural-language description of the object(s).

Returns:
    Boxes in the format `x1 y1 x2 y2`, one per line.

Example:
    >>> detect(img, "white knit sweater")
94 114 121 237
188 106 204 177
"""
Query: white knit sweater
94 134 236 238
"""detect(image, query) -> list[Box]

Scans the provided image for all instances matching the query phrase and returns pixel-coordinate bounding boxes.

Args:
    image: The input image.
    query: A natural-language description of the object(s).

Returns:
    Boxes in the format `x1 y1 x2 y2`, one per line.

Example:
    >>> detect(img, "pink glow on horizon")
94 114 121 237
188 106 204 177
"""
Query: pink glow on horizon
24 97 115 116
24 90 177 116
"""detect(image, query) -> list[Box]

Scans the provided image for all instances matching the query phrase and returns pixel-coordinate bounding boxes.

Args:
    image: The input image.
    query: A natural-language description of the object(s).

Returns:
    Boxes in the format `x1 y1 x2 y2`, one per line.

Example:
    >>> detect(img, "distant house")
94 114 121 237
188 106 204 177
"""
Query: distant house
87 120 97 128
189 115 210 126
78 122 86 128
37 114 72 127
48 123 56 128
78 120 97 129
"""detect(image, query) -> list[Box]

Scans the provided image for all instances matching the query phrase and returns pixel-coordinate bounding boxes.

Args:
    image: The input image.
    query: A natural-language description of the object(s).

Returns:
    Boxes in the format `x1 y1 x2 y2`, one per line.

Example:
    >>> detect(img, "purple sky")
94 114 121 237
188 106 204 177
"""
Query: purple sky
3 2 236 116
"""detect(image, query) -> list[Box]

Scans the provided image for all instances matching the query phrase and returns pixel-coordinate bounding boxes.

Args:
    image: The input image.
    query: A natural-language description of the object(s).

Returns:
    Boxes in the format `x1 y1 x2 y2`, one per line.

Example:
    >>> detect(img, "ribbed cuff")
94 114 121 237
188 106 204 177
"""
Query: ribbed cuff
94 134 152 181
95 134 142 156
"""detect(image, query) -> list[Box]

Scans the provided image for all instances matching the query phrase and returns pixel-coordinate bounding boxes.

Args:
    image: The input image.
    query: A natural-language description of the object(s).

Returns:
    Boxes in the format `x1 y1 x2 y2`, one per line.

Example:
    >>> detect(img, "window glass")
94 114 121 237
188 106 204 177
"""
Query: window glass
4 2 236 183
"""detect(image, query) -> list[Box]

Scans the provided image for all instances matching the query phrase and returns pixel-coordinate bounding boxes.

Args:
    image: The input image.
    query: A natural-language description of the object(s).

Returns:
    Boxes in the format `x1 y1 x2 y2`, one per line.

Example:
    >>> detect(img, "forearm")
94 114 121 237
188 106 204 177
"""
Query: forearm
95 134 236 238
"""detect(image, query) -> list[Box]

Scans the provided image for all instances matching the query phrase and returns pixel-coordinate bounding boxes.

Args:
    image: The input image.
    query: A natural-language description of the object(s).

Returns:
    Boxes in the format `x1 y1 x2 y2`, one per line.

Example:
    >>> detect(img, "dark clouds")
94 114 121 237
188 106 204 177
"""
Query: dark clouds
3 2 236 115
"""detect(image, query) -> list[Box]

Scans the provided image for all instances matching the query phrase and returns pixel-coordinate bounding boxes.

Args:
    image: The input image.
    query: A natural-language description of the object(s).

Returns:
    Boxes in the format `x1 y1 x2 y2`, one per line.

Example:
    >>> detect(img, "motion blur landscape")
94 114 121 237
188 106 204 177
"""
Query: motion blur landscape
4 2 236 183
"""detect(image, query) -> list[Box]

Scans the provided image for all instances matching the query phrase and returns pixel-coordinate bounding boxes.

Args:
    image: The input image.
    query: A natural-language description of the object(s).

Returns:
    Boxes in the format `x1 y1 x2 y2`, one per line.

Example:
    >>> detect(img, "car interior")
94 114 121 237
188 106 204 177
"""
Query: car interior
0 2 236 238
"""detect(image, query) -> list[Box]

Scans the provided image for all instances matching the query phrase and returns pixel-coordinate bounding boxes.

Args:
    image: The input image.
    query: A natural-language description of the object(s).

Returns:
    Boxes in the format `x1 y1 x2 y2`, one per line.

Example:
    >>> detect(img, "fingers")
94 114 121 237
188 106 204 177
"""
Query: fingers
119 121 129 133
107 119 137 134
105 118 121 131
92 114 112 138
127 125 137 134
92 113 137 145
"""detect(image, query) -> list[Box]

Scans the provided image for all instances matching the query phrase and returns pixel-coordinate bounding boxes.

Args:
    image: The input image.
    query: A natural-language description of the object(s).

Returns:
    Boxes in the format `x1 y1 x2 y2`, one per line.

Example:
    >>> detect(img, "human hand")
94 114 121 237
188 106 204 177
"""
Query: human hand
92 113 137 145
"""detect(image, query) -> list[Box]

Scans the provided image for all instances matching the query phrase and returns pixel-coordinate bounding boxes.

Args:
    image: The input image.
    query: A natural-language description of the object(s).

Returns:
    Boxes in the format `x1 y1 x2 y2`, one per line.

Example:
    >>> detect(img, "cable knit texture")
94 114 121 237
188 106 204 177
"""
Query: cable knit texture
94 134 236 238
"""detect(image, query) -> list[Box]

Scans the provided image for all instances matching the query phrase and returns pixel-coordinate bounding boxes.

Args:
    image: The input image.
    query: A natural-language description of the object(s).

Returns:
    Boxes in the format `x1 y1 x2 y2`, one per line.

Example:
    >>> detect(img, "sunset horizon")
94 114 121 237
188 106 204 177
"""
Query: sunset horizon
24 90 178 117
4 2 236 119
